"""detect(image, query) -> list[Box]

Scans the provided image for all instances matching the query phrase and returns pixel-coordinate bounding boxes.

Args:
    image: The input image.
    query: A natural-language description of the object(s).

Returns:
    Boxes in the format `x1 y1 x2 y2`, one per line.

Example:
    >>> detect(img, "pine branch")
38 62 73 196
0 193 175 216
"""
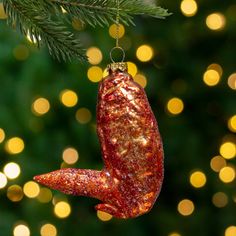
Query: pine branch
3 0 171 62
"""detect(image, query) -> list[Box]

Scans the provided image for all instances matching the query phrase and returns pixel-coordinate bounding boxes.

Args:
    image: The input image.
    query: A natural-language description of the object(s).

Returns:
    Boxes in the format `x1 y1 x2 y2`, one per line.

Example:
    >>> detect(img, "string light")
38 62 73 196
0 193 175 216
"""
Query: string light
62 147 79 165
180 0 198 17
167 98 184 115
134 74 147 88
127 62 138 77
97 210 113 221
228 73 236 90
23 181 40 198
37 188 53 203
210 156 226 172
54 201 71 218
203 69 221 86
3 162 21 179
136 45 154 62
13 224 30 236
76 108 92 124
86 47 103 65
40 223 57 236
0 172 8 189
0 128 5 143
13 45 29 61
168 233 181 236
207 63 223 76
219 166 236 183
32 97 50 116
189 171 207 188
219 142 236 159
177 199 195 216
109 24 125 39
225 226 236 236
5 137 25 154
212 192 228 208
87 66 103 83
206 13 226 31
7 185 24 202
228 115 236 132
59 90 78 108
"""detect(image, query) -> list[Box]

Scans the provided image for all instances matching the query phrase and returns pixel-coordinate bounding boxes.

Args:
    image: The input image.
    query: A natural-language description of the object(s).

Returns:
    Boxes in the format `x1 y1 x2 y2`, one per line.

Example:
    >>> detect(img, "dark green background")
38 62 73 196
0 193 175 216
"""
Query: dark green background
0 0 236 235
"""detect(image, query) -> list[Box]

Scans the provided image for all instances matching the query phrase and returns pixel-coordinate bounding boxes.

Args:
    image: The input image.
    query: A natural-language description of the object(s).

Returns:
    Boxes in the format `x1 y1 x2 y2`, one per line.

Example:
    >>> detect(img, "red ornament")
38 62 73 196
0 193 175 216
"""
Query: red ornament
34 63 164 219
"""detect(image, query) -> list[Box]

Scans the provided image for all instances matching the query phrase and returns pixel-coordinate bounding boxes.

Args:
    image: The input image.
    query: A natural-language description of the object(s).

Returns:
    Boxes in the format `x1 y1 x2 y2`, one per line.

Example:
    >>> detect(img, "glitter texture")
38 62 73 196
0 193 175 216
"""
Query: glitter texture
34 65 164 219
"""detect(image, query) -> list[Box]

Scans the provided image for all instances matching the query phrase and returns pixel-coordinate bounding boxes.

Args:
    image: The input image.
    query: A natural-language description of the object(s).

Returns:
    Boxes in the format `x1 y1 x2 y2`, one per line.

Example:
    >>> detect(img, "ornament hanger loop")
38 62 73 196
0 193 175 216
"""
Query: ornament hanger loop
110 46 125 63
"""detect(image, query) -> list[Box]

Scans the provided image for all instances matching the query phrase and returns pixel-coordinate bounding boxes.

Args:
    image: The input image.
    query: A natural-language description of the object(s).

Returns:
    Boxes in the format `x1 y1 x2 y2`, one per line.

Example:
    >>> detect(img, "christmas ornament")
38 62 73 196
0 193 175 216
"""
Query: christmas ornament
34 0 164 219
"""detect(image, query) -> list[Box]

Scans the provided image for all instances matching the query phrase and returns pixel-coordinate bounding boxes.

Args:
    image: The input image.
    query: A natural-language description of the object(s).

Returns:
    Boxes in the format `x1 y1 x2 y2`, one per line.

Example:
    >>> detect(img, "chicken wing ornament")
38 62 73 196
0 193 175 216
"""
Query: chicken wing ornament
34 62 164 219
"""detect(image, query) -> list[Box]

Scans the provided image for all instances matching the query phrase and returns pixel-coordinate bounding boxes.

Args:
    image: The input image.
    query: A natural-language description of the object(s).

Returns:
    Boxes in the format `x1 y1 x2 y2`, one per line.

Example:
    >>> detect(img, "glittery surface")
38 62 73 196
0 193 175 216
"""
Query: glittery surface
34 67 164 219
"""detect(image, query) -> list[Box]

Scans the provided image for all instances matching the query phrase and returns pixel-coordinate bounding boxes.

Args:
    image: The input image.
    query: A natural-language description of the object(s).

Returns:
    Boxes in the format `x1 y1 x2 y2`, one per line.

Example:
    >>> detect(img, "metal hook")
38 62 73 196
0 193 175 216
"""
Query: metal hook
110 46 125 63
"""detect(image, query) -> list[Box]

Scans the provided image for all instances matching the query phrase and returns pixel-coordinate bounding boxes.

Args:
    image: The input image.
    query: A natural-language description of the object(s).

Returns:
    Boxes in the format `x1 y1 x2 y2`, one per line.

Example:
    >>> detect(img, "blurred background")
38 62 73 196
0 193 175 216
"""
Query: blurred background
0 0 236 235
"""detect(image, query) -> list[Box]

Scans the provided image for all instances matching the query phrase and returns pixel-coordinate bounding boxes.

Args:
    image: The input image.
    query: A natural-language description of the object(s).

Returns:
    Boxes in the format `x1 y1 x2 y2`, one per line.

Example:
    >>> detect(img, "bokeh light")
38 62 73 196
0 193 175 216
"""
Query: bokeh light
0 172 8 189
72 18 84 31
86 47 103 65
40 223 57 236
0 128 5 143
127 62 138 77
97 210 113 221
220 142 236 159
177 199 195 216
168 233 181 236
87 66 103 83
167 97 184 115
189 171 207 188
3 162 21 179
219 166 235 183
23 181 40 198
5 137 25 154
210 155 226 172
13 44 29 61
228 115 236 132
207 63 223 77
13 224 30 236
136 45 154 62
180 0 198 17
62 147 79 164
54 201 71 218
212 192 228 208
228 73 236 90
203 69 221 86
37 188 53 203
225 226 236 236
76 108 92 124
32 97 50 116
206 13 226 31
109 24 125 39
7 185 24 202
60 90 78 108
134 74 147 88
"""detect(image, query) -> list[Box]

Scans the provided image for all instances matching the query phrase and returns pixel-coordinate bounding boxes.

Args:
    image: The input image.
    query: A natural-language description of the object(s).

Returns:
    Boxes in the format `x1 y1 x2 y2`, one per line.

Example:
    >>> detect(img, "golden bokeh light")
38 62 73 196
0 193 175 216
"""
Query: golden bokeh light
72 18 84 31
207 63 223 77
190 171 207 188
86 47 103 65
127 62 138 77
212 192 228 208
13 224 30 236
228 115 236 133
177 199 194 216
60 90 78 108
32 97 50 116
167 97 184 115
225 226 236 236
0 128 5 143
3 162 21 179
203 69 221 86
219 166 235 183
23 181 40 198
97 210 113 221
62 147 79 165
0 172 8 189
40 223 57 236
206 13 226 31
134 74 147 88
76 108 92 124
136 45 154 62
54 201 71 218
168 233 181 236
109 24 125 39
37 188 53 203
87 66 103 83
228 73 236 90
7 185 24 202
5 137 25 155
0 3 7 19
180 0 198 17
13 45 29 61
210 155 226 172
220 142 236 159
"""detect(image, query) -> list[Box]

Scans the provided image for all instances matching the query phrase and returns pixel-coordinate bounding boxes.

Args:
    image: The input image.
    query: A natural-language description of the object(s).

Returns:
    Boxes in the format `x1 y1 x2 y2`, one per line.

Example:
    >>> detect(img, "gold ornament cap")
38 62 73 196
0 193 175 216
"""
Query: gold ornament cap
107 62 128 72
